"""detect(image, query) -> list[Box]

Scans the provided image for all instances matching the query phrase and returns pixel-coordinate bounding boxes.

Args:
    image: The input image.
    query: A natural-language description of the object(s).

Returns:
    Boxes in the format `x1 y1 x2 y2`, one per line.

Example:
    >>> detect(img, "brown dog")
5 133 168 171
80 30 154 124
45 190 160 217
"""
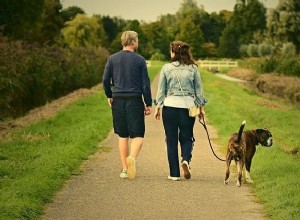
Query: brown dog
224 121 273 187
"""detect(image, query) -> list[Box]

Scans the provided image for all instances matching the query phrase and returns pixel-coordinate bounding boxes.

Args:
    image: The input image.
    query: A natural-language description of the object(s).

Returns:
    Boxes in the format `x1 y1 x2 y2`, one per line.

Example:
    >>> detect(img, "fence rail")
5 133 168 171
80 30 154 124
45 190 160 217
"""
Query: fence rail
198 60 238 71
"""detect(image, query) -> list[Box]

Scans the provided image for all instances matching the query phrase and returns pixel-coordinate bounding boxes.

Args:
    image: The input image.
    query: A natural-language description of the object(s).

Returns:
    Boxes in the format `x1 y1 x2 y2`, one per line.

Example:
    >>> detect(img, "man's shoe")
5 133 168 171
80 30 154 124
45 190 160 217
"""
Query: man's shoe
126 156 136 179
181 160 191 179
119 169 128 179
168 176 180 181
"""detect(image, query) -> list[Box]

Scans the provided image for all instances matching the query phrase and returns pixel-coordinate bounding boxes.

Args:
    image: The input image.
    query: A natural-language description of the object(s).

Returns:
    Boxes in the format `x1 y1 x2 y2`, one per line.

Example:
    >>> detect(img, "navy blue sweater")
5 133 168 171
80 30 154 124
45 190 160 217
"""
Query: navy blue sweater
102 50 152 107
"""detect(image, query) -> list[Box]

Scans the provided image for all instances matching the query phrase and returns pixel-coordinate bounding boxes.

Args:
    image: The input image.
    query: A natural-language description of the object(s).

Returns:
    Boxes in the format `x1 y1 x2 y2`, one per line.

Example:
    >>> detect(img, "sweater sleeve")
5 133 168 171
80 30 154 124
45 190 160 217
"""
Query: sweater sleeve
141 59 152 107
102 58 113 98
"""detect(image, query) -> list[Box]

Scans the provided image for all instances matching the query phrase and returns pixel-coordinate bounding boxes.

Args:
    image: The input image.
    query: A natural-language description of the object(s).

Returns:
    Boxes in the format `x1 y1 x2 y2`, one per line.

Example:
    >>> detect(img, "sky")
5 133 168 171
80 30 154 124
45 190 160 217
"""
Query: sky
61 0 279 22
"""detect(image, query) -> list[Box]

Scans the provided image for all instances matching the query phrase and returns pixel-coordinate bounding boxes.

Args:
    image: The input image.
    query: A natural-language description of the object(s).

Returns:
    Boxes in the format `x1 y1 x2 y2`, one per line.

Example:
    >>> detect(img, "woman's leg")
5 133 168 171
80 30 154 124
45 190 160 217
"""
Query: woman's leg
162 107 180 177
178 109 195 163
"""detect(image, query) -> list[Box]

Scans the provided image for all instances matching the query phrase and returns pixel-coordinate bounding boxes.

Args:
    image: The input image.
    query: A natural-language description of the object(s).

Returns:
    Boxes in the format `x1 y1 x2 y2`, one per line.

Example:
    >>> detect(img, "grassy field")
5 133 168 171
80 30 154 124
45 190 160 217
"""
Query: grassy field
0 60 299 219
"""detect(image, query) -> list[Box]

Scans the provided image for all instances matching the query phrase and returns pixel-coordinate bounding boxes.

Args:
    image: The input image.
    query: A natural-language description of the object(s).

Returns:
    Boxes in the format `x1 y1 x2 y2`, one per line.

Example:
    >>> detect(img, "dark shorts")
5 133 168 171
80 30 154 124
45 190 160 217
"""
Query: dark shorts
111 96 145 138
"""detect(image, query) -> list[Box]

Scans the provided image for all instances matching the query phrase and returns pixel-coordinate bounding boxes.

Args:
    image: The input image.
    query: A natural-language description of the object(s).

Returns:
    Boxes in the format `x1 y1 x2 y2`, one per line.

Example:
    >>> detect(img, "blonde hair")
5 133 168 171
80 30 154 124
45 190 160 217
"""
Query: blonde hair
121 31 138 46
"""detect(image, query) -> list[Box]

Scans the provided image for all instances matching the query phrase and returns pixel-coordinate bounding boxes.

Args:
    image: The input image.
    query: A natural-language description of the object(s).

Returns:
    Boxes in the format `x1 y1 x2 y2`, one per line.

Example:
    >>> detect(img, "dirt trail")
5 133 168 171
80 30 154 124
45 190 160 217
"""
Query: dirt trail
41 75 268 220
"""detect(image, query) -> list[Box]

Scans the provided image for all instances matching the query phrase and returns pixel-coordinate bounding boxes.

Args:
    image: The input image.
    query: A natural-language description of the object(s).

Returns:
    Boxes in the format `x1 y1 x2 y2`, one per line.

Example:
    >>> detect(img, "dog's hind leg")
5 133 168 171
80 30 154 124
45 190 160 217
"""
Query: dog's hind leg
245 159 253 183
224 154 232 184
236 160 244 187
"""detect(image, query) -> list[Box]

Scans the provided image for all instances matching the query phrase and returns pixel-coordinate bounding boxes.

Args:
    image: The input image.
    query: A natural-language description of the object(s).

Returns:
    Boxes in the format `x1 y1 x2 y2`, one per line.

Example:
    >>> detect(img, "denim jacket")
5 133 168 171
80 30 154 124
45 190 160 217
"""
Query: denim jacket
154 61 207 108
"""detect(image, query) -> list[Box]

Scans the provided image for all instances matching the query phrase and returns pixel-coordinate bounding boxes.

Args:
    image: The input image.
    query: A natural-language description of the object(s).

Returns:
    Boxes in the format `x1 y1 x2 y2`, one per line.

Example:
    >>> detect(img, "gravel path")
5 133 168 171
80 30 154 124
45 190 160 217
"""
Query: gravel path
42 75 268 220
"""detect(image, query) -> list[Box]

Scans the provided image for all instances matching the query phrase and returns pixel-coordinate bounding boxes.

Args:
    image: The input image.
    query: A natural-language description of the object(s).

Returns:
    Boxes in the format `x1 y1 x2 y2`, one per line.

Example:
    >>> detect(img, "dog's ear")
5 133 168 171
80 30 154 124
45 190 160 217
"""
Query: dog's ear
256 129 263 135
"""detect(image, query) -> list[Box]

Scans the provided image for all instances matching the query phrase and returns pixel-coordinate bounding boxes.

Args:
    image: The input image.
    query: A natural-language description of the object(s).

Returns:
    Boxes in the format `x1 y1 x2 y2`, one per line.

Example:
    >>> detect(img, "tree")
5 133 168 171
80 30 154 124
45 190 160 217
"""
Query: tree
141 21 172 59
60 6 85 23
61 14 105 48
34 0 64 44
176 17 205 59
174 0 205 58
101 16 127 52
218 0 266 58
0 0 44 40
266 0 300 52
201 11 229 47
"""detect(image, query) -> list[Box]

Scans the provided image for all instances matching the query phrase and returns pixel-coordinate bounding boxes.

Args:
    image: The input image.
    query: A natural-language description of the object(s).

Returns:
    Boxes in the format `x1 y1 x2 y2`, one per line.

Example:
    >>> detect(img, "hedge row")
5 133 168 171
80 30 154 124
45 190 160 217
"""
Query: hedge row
0 40 109 119
239 56 300 77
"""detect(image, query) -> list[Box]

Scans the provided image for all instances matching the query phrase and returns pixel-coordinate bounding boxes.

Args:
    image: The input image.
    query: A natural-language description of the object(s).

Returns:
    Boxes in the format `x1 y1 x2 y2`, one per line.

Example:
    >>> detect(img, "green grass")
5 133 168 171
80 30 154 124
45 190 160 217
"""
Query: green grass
201 68 300 220
0 92 113 219
147 60 165 81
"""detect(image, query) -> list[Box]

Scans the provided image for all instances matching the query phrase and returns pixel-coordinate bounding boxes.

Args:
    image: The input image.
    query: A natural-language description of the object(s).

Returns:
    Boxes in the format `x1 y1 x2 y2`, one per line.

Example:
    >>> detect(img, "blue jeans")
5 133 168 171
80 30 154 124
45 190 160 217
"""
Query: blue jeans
162 106 195 177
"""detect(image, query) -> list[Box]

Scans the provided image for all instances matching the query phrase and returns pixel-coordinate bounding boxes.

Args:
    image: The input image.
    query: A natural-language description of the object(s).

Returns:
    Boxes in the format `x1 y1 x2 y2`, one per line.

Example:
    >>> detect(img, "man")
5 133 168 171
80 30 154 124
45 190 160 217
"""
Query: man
103 31 152 180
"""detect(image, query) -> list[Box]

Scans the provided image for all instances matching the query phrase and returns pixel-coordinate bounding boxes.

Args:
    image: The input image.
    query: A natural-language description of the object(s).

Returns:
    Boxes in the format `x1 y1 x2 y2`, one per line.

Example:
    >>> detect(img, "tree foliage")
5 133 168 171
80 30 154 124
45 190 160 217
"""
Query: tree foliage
0 0 44 40
218 0 266 58
266 0 300 52
61 14 106 48
60 6 85 23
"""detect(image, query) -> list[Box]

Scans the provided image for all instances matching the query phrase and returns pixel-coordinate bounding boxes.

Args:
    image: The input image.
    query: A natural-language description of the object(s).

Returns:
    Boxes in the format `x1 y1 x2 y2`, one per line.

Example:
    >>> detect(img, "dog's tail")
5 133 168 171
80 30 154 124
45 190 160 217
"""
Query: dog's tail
236 120 246 143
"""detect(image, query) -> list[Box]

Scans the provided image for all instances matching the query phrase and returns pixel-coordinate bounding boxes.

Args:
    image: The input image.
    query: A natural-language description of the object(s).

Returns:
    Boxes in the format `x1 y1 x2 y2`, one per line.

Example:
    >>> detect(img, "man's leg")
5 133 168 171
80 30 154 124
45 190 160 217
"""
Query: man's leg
119 137 129 169
130 137 143 158
126 137 143 179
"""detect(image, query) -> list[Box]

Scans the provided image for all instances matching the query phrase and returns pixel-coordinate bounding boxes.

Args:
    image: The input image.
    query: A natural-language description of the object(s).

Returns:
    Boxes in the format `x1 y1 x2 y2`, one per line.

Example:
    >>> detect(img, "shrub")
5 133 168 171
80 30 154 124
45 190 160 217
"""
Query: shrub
0 38 109 119
150 52 166 61
281 42 296 57
240 44 248 57
239 56 300 77
247 44 259 57
258 42 273 57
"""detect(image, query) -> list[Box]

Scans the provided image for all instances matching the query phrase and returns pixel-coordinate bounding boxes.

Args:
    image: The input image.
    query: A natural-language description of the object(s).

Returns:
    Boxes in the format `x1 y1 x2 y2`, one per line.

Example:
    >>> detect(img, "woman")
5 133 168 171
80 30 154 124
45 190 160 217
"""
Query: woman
154 41 207 181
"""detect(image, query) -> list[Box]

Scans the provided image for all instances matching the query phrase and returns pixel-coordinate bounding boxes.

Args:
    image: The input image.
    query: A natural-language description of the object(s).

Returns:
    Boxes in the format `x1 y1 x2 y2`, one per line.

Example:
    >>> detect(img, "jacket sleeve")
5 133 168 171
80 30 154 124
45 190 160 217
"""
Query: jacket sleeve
102 58 113 98
154 65 167 108
194 69 208 107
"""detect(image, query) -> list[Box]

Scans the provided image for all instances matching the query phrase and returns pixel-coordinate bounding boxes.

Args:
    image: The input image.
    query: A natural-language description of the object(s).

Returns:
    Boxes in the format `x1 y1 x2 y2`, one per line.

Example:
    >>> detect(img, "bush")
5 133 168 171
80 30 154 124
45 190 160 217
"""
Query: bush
0 38 109 119
281 42 296 57
239 56 300 77
258 42 273 57
247 44 259 57
150 52 166 61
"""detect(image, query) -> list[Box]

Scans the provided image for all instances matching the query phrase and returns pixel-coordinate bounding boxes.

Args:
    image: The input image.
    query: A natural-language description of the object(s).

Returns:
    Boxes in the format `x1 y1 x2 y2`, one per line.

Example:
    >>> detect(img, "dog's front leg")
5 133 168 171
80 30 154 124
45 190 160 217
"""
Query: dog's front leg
236 160 244 187
224 154 232 184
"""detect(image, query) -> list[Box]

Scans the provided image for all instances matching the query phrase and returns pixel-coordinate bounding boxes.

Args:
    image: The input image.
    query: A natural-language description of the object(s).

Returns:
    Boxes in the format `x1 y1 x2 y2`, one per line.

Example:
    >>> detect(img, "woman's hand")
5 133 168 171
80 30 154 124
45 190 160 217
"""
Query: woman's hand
154 106 161 120
199 107 205 122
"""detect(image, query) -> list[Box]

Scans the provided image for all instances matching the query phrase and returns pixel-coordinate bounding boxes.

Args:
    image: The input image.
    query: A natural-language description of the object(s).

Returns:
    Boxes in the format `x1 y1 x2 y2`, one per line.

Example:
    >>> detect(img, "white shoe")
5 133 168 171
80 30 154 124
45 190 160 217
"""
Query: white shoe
126 156 136 179
168 176 180 181
181 160 191 179
119 169 128 179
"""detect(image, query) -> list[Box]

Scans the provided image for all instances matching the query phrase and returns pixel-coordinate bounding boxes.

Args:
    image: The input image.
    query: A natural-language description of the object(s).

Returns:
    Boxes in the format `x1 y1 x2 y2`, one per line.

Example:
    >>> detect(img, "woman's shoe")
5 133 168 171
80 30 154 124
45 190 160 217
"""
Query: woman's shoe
168 176 180 181
181 160 191 179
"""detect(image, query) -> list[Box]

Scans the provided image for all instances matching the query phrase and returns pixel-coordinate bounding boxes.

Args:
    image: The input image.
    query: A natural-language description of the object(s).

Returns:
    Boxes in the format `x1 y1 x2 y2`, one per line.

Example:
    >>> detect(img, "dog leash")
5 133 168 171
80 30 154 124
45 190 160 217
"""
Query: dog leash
199 117 226 162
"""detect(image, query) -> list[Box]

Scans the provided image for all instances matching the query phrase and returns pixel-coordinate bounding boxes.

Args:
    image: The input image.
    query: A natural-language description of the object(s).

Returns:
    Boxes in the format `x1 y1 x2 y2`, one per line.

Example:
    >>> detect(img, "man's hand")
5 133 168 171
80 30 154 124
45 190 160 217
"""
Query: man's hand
145 106 152 115
107 98 113 107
